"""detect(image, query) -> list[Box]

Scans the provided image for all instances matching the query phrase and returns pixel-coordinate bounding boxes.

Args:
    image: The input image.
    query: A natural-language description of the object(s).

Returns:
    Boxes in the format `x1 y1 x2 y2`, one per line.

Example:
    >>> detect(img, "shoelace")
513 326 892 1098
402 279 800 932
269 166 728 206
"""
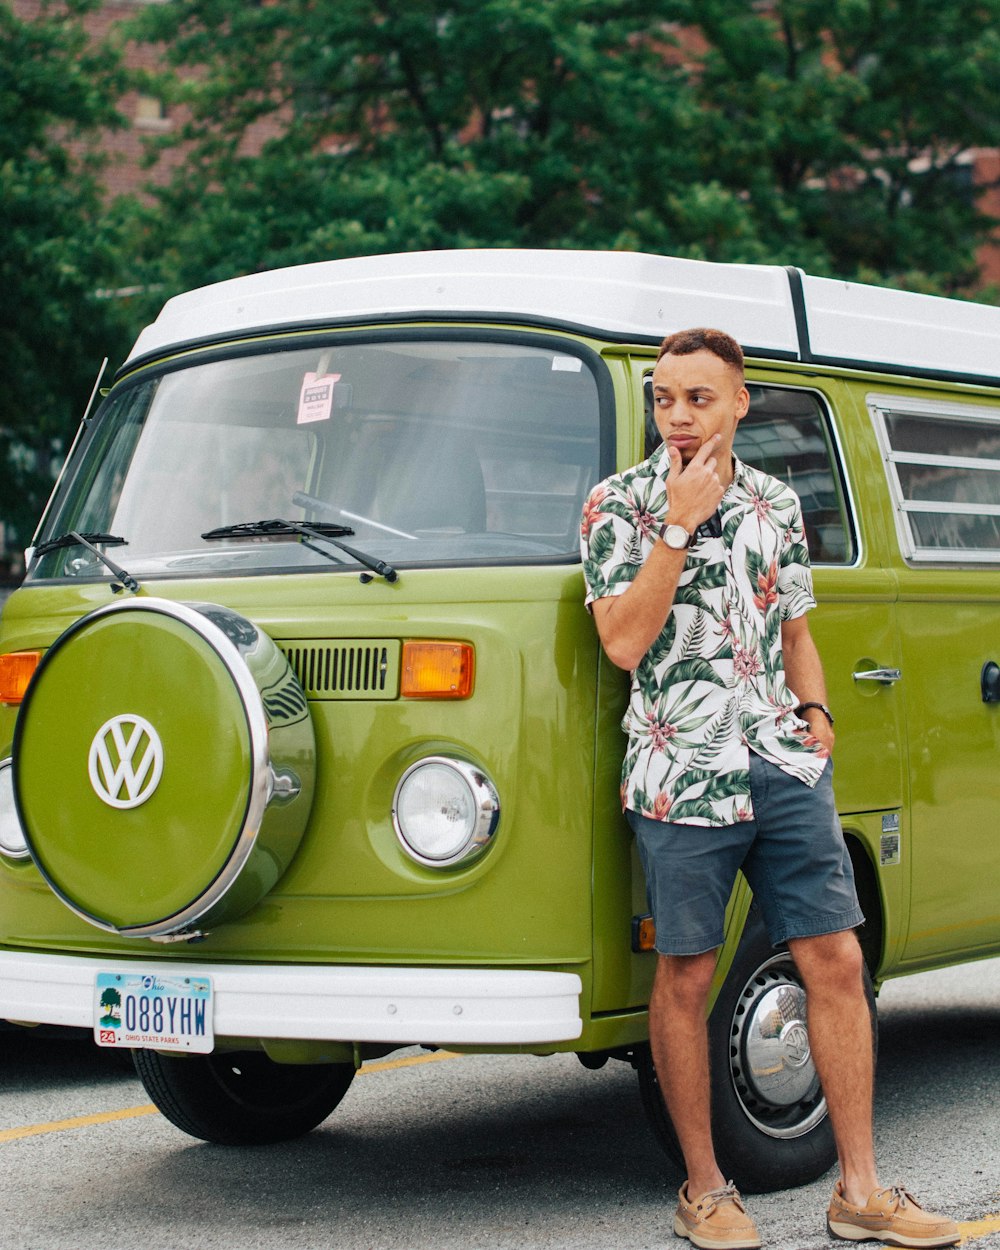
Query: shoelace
695 1183 747 1214
877 1186 919 1211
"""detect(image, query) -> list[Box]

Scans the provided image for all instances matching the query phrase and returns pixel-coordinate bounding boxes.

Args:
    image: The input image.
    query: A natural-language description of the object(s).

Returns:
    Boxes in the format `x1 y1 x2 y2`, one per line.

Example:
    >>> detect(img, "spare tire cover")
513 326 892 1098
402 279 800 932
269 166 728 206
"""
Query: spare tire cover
13 598 315 938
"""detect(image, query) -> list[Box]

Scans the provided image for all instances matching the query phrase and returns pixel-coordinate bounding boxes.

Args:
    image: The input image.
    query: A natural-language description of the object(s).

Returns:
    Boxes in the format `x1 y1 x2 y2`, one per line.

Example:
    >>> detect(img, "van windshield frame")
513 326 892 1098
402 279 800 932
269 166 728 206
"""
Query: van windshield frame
28 329 613 585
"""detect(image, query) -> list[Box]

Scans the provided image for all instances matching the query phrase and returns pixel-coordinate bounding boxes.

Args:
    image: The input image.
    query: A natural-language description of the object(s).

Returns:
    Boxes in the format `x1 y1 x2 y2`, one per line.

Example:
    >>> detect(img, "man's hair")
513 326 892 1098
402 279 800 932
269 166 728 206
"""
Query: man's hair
656 328 745 381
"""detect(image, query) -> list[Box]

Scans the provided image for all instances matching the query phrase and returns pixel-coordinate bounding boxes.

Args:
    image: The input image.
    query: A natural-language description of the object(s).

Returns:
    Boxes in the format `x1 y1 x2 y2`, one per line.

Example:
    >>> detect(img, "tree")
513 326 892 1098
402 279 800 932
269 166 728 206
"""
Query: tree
0 0 131 564
100 985 122 1023
657 0 1000 291
122 0 999 298
120 0 697 291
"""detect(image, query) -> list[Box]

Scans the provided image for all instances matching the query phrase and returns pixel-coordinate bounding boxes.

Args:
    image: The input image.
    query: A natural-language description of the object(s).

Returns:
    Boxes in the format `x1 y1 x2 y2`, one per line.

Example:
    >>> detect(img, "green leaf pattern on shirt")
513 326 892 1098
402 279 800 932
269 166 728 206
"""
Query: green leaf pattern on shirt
581 448 827 827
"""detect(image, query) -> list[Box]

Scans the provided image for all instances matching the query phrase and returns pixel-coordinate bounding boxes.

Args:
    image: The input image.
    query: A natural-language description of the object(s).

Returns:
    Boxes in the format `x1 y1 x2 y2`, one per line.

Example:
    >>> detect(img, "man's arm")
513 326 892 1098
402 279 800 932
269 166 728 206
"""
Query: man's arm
592 437 725 671
592 542 687 670
781 612 835 753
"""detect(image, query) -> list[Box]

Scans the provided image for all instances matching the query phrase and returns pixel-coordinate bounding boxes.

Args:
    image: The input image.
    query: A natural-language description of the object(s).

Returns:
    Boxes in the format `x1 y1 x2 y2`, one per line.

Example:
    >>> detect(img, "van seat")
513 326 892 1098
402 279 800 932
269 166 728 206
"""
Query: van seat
372 436 487 535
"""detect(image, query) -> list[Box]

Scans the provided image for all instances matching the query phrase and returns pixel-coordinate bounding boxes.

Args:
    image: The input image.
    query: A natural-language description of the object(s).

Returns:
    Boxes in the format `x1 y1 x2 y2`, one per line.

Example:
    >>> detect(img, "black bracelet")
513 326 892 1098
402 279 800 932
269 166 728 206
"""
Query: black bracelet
795 701 834 727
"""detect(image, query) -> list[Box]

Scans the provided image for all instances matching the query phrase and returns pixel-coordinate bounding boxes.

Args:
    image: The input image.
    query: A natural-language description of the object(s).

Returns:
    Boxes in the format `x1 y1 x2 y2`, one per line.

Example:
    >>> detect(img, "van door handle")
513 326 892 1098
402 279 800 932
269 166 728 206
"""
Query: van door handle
852 667 902 684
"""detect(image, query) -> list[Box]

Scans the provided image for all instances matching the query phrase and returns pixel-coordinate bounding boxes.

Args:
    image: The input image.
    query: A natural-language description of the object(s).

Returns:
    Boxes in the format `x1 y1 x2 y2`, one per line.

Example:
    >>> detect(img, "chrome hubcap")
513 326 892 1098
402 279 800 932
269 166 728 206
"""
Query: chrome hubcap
728 953 828 1139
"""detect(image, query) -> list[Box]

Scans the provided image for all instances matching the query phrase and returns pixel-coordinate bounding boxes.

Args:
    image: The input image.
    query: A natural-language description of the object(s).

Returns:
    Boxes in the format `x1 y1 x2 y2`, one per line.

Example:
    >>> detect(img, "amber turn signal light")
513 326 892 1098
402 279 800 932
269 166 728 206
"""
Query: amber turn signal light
0 651 41 705
631 914 657 953
401 641 474 699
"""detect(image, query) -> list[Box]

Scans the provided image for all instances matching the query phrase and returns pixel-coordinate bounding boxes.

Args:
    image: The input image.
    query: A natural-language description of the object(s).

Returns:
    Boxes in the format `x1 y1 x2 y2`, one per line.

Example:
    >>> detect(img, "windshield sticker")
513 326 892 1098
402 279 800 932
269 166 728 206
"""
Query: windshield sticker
297 372 341 424
551 355 583 372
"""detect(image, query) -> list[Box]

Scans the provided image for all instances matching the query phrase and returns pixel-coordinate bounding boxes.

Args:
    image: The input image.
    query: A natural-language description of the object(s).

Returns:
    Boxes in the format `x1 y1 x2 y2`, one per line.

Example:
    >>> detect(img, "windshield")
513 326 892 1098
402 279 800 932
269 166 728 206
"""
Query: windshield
30 335 605 582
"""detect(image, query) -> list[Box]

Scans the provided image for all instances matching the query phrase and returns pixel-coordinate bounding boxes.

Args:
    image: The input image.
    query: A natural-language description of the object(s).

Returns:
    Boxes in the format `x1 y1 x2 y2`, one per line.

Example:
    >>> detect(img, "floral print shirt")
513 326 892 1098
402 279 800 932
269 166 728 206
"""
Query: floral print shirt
581 448 827 827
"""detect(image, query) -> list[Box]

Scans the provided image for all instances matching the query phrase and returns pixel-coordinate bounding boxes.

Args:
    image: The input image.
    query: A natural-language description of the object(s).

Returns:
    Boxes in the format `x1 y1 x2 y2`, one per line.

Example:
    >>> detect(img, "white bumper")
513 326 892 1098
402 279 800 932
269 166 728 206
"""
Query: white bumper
0 950 583 1045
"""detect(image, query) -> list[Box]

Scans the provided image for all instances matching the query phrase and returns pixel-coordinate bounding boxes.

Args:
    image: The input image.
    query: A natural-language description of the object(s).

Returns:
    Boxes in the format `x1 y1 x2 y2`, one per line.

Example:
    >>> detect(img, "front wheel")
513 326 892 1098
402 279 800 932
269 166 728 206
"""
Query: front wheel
638 907 877 1192
133 1048 356 1145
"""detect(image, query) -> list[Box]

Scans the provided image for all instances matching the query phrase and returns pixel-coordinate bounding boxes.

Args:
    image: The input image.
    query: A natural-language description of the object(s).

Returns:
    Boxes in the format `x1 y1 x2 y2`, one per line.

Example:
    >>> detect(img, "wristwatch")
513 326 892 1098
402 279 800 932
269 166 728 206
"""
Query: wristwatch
796 701 835 727
659 523 694 550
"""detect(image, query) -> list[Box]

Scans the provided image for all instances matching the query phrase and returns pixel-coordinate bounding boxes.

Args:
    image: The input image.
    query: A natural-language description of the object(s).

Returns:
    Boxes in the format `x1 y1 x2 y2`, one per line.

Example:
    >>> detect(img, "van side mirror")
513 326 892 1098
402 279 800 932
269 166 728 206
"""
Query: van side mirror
981 661 1000 703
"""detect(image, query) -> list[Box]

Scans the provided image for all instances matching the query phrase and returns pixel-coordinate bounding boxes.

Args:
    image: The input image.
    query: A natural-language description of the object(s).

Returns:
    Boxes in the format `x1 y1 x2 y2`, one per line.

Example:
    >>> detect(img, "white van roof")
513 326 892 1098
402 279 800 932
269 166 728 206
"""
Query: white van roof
126 248 1000 384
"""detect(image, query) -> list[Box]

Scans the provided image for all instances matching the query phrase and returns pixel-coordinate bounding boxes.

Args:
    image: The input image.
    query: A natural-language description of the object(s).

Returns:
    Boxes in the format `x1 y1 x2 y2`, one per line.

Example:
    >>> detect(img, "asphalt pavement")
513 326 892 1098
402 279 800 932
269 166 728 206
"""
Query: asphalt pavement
0 958 998 1249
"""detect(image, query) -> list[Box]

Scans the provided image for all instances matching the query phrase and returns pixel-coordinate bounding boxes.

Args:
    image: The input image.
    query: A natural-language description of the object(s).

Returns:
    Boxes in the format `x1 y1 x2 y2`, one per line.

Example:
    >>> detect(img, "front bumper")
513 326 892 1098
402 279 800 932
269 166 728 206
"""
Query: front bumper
0 950 583 1046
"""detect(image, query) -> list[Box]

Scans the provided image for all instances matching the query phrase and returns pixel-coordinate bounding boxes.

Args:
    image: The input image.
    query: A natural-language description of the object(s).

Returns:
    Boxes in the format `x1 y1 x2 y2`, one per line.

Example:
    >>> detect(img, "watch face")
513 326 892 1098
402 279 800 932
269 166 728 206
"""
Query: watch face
663 524 691 549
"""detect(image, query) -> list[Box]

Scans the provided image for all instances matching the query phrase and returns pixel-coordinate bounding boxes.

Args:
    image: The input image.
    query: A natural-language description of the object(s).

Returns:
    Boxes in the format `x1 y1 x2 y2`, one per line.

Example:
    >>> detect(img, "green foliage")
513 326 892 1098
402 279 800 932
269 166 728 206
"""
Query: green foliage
3 0 1000 562
119 0 1000 298
0 0 131 558
667 0 1000 288
120 0 698 289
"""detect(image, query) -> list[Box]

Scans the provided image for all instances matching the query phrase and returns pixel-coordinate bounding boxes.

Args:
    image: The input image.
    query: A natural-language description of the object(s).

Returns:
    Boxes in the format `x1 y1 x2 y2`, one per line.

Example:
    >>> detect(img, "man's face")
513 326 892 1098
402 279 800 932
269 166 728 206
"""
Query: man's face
650 348 749 465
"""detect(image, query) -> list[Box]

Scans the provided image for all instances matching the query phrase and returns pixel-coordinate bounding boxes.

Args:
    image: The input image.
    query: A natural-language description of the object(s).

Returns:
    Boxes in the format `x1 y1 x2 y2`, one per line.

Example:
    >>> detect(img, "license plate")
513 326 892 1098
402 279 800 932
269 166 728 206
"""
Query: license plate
94 971 214 1053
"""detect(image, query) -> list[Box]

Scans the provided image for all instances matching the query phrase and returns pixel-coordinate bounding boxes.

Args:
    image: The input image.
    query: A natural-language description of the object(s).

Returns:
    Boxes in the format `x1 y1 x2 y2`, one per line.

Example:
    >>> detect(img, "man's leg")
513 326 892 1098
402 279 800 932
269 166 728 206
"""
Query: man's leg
786 929 878 1204
789 928 959 1246
651 951 761 1249
627 808 760 1243
649 949 726 1198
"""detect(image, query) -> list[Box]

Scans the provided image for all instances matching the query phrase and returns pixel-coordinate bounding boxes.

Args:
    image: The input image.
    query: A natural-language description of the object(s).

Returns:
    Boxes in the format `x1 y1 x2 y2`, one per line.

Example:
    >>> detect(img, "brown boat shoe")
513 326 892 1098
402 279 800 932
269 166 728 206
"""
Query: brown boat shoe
827 1182 960 1247
674 1182 762 1250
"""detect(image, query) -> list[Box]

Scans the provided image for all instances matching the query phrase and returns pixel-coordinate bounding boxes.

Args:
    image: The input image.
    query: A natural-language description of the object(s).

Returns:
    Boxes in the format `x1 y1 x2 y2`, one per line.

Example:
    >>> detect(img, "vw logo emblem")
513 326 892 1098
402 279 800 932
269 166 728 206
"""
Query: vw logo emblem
88 715 164 810
779 1020 812 1068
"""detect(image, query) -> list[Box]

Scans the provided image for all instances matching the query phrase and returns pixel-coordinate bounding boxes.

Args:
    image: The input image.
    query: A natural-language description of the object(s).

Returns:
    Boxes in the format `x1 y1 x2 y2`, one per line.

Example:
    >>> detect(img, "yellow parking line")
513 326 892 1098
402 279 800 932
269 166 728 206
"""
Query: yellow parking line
0 1049 462 1143
360 1049 460 1075
0 1103 160 1143
960 1212 1000 1242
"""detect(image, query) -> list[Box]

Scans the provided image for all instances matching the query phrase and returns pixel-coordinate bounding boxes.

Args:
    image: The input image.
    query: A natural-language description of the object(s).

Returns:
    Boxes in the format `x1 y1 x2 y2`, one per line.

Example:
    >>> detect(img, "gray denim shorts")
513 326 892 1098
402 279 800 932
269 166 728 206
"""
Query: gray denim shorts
627 753 865 956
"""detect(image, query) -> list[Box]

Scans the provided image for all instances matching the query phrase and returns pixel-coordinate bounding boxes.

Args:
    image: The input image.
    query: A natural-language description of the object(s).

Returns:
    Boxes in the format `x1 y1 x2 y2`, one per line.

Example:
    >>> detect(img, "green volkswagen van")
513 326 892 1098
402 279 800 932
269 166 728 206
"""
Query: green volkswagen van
1 249 999 1191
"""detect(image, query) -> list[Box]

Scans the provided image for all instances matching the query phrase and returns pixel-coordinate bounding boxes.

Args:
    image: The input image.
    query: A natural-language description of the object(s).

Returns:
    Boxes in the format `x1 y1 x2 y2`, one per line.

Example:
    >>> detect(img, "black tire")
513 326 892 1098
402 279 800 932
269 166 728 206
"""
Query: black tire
638 907 877 1193
133 1048 355 1145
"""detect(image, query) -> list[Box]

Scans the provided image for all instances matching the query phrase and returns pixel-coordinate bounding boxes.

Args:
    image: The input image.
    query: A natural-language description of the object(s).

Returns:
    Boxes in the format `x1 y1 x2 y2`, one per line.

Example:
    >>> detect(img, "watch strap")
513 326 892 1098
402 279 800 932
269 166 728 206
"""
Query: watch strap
795 701 834 727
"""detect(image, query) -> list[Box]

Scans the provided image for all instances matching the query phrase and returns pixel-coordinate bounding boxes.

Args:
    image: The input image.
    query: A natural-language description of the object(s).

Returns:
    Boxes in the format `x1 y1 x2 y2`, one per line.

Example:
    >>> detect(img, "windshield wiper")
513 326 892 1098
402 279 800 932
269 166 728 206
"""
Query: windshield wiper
32 531 139 594
34 531 128 556
202 519 353 541
201 519 398 584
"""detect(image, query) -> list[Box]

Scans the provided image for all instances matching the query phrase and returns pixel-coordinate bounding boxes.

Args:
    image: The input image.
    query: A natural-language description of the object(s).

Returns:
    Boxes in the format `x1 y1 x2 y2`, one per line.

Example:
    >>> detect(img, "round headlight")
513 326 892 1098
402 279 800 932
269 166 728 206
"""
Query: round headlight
392 757 499 867
0 758 29 859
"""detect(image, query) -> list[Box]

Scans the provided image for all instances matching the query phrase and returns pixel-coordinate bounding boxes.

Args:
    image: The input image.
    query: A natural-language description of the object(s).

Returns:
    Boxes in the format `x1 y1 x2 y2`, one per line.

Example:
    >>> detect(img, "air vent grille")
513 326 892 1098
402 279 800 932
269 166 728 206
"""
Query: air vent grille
279 640 400 700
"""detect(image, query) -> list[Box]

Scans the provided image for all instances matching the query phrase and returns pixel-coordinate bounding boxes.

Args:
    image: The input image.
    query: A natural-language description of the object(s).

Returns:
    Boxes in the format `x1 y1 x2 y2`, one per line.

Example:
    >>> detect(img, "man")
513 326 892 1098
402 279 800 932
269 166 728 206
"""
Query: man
580 328 959 1250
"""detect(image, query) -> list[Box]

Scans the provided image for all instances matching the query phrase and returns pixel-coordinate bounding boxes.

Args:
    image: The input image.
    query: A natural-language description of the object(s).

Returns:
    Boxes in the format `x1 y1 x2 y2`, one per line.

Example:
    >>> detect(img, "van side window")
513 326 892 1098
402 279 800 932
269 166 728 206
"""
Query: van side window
871 394 1000 561
644 380 854 565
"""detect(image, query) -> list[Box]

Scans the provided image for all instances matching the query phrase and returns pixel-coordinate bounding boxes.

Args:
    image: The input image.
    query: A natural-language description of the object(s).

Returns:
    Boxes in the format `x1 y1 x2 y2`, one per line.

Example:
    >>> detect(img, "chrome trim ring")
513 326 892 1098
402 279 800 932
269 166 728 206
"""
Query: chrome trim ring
392 755 499 868
0 757 30 860
14 597 312 938
728 952 828 1140
104 600 271 937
